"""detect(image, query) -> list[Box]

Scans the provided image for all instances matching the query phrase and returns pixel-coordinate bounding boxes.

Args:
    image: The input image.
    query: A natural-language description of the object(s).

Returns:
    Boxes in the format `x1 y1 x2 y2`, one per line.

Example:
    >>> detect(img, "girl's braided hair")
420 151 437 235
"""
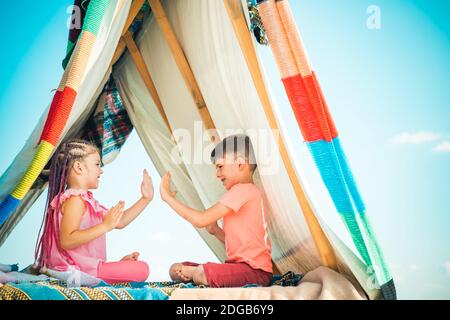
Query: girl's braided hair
34 139 99 268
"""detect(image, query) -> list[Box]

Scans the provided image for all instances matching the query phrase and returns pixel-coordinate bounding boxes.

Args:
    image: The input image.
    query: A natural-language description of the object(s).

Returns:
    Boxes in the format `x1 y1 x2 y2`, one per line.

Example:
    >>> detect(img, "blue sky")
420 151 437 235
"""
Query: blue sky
0 1 449 299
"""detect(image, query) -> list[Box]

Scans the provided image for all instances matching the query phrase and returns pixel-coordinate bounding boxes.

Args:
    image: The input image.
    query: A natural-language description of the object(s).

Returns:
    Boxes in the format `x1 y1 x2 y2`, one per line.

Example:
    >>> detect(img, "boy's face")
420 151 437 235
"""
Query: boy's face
215 153 245 190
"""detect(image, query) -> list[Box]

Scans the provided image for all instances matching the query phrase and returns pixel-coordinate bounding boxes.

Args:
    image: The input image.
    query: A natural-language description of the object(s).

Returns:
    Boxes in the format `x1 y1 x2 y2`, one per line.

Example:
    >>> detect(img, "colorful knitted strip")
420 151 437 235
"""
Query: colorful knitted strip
63 0 90 69
0 195 20 226
257 0 395 299
0 0 110 227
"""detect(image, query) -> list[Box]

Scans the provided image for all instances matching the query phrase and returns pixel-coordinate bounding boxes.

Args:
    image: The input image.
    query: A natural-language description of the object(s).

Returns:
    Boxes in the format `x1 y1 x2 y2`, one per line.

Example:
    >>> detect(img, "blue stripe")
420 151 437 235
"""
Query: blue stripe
307 137 394 290
307 139 355 215
0 195 20 226
332 138 366 213
307 139 373 266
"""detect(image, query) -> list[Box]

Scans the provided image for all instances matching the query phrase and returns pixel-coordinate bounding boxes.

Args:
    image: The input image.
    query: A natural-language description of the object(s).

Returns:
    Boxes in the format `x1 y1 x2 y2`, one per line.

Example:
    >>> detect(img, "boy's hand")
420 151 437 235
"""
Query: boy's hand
103 201 125 231
206 222 220 235
206 221 225 243
160 172 177 202
141 169 154 201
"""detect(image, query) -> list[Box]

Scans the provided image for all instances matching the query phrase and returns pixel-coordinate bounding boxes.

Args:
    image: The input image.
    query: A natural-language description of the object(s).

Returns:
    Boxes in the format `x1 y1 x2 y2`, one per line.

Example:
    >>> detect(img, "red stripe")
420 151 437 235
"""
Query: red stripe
282 73 338 143
282 75 323 142
303 72 338 142
39 90 63 145
39 87 77 146
315 72 338 142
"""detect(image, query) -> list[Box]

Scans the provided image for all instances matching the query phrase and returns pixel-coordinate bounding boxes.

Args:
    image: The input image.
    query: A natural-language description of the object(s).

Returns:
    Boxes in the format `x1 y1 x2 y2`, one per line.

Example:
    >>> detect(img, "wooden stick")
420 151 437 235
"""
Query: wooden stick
147 0 218 141
111 0 146 67
224 0 337 270
111 39 127 67
123 31 173 133
122 0 146 36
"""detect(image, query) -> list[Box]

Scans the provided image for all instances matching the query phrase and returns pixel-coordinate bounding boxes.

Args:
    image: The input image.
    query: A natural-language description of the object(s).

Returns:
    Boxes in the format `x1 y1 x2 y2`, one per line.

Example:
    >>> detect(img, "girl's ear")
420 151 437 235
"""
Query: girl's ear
72 160 84 175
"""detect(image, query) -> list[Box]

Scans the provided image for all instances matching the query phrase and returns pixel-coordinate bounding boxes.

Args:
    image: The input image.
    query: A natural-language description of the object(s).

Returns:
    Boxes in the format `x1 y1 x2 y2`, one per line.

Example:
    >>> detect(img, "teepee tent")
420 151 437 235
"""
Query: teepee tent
0 0 395 300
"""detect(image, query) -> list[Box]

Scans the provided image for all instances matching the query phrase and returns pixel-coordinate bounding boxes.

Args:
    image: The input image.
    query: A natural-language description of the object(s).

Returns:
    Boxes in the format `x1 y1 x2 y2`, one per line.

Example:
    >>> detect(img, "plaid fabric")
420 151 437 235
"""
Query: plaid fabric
248 1 269 46
270 271 303 287
83 77 133 165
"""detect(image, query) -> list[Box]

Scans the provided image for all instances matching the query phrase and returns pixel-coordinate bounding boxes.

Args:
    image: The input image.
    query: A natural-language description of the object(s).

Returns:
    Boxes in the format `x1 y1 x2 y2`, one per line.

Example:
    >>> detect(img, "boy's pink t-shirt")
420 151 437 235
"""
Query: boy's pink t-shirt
46 189 108 277
219 183 272 273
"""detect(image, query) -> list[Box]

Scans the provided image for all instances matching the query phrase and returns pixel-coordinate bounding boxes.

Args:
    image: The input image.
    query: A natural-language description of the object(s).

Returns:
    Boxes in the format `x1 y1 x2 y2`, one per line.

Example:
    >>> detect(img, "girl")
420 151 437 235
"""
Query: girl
35 139 153 284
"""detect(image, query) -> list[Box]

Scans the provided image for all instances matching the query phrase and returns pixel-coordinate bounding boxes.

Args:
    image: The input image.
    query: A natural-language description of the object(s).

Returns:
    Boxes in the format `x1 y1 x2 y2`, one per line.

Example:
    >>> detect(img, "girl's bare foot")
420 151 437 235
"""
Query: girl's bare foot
121 252 139 261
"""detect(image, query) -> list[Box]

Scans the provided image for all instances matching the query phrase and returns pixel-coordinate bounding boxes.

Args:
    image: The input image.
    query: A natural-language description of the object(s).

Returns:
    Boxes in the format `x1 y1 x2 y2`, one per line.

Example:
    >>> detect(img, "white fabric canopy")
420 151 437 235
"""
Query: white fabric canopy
114 0 379 298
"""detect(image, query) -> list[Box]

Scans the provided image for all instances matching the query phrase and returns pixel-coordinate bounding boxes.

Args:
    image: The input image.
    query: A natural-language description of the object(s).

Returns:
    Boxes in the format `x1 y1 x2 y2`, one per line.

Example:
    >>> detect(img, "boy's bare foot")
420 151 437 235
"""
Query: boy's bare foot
170 263 197 283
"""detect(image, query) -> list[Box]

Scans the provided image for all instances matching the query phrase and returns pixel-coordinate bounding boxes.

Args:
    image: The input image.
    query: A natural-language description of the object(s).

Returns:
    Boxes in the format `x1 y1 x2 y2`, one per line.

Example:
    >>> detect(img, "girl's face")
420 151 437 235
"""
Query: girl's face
80 152 103 189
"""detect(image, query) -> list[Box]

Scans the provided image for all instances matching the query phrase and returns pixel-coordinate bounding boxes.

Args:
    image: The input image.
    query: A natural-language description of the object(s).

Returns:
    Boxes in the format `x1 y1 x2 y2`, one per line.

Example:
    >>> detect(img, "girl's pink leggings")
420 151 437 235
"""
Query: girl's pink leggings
97 261 149 284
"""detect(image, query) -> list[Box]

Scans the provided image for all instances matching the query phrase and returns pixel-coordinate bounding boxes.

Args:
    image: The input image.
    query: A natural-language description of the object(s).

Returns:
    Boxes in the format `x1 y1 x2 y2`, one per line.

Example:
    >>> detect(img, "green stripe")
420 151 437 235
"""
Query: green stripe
82 0 110 36
358 213 392 285
341 214 373 267
66 40 75 56
62 41 76 69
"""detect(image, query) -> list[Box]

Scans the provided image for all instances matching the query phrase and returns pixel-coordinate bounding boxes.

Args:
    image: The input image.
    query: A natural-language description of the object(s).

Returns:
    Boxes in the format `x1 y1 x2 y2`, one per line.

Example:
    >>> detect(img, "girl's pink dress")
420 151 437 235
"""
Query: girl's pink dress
46 189 149 283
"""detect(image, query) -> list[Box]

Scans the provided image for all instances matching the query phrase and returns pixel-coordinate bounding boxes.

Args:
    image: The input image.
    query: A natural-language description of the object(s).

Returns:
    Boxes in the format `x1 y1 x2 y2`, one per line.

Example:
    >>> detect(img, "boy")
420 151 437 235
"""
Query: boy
160 134 273 287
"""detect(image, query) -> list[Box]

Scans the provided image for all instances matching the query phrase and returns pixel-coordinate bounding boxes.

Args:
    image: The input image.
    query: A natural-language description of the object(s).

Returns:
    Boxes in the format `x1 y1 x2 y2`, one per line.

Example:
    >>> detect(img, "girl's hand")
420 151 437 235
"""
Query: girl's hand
160 172 177 202
121 252 140 261
103 201 125 231
141 169 154 201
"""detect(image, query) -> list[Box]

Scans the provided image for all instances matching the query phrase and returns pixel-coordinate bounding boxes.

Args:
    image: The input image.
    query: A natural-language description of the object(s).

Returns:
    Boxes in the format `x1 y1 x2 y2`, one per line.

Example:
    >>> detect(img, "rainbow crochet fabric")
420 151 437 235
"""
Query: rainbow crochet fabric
256 0 395 300
0 0 110 226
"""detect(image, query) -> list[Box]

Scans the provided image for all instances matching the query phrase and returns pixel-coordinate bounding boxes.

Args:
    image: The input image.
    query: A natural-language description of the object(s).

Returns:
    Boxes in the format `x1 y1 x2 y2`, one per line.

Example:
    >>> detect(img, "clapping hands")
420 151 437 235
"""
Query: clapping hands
141 169 154 201
103 201 125 231
160 172 177 202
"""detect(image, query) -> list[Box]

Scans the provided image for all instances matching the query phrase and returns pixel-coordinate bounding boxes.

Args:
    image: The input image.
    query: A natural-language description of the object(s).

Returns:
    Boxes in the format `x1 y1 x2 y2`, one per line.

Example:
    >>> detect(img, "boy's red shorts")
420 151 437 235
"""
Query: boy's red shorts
182 261 272 288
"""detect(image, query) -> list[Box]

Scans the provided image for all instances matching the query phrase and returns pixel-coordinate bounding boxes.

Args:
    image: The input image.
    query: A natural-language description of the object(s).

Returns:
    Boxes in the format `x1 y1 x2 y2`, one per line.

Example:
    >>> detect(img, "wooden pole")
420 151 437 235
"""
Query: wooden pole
111 0 146 67
123 31 173 133
111 39 127 67
224 0 337 270
147 0 218 141
122 0 146 36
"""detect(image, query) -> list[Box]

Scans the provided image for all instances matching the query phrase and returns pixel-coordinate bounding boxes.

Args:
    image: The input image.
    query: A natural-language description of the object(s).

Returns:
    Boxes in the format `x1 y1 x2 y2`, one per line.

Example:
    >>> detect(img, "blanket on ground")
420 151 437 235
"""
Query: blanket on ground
0 271 303 300
0 280 194 300
170 267 367 300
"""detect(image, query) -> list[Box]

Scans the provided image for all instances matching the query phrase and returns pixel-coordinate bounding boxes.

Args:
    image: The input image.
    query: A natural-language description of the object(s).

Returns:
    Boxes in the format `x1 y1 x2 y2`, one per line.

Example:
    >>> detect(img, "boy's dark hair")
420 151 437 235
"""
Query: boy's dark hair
210 134 257 173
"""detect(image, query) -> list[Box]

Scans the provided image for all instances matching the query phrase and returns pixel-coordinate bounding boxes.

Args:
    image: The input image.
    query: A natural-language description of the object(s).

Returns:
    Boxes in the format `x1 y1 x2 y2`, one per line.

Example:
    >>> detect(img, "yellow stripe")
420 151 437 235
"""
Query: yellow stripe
11 141 55 200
